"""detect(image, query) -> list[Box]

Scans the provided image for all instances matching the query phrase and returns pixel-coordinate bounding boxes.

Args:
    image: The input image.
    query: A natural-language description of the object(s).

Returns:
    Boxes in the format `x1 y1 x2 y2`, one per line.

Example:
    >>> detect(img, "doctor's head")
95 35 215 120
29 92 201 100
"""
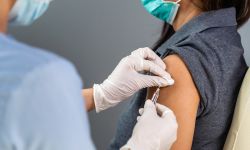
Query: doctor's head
0 0 52 33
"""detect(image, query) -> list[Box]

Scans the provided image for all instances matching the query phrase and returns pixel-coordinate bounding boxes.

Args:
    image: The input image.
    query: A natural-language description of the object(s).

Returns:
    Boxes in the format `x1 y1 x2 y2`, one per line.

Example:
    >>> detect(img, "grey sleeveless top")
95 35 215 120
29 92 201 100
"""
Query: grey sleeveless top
109 7 248 150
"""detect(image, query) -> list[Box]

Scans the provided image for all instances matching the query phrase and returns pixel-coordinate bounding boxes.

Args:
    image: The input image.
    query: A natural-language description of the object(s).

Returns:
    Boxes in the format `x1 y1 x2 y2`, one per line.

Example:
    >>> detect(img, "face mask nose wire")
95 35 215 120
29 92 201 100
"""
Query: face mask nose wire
162 0 181 4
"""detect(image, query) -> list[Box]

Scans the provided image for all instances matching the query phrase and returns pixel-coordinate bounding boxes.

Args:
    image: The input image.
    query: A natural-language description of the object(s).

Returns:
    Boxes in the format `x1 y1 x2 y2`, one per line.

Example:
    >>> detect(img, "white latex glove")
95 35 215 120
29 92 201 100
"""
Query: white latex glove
121 100 178 150
93 48 174 112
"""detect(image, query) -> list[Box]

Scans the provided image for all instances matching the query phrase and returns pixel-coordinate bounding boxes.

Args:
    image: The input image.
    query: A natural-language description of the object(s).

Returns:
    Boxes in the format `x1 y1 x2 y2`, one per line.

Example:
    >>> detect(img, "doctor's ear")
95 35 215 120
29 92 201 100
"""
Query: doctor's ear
10 0 16 8
4 0 16 11
0 0 15 19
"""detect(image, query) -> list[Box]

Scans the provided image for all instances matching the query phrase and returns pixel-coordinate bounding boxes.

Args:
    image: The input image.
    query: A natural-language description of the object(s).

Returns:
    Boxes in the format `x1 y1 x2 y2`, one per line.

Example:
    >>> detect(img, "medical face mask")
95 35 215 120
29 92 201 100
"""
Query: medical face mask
141 0 181 25
9 0 52 26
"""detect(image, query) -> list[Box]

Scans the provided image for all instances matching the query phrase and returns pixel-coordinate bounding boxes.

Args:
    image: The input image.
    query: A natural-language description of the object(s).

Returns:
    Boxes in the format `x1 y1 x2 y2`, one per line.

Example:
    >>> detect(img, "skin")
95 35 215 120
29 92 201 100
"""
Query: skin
83 88 95 111
0 0 16 32
147 0 204 149
0 0 95 111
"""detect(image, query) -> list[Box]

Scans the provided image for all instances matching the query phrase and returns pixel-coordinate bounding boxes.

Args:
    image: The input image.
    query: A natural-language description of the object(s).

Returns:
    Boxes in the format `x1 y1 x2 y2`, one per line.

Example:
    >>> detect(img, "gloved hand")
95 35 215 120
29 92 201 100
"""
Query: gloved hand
121 100 178 150
93 47 174 112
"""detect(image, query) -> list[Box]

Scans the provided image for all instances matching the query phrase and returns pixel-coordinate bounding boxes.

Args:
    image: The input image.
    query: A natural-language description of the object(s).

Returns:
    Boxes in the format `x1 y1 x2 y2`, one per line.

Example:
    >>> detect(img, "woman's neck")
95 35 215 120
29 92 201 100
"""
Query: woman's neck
172 1 203 31
0 0 16 33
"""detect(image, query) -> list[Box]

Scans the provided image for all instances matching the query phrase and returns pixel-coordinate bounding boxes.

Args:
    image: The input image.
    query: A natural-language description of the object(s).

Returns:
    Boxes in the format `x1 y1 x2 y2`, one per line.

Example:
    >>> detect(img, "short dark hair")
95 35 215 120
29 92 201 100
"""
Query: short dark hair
153 0 250 50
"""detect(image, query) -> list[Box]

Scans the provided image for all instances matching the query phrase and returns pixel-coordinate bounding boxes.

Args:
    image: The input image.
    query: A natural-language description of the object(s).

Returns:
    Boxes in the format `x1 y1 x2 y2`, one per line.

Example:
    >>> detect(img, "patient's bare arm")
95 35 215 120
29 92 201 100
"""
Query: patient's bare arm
83 88 95 111
147 54 200 150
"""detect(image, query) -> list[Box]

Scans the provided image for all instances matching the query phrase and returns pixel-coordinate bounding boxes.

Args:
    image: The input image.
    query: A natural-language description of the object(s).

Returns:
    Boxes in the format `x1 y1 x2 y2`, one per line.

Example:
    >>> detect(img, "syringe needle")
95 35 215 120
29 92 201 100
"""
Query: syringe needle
151 87 160 104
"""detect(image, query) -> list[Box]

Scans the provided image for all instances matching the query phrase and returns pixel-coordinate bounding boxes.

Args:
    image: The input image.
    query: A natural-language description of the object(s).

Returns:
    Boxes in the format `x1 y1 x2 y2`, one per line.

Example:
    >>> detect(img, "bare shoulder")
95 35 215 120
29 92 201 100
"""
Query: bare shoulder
148 54 200 106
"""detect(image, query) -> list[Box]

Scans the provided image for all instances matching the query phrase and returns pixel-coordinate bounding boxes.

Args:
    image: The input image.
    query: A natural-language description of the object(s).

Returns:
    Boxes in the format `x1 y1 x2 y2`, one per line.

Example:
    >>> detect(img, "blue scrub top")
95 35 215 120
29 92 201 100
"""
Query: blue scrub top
0 34 95 150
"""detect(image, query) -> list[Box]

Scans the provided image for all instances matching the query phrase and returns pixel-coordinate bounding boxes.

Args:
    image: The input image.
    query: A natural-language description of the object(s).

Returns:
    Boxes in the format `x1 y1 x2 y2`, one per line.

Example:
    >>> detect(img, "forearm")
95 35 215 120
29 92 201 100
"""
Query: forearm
82 88 95 111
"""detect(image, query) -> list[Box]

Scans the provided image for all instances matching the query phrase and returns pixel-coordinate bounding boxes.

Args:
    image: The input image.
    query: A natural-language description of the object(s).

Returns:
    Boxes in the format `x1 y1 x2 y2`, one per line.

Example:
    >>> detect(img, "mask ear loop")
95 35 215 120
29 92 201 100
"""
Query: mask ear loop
162 0 181 3
175 0 182 3
35 0 54 3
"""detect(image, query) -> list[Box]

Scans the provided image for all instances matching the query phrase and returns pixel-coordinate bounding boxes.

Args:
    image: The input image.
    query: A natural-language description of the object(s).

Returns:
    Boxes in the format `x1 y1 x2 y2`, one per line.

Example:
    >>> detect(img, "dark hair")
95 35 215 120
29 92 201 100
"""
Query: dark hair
153 0 250 50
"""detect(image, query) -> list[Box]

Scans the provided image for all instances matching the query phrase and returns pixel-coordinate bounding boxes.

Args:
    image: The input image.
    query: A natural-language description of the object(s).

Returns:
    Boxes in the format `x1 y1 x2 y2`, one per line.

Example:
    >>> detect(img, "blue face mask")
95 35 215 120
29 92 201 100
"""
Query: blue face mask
141 0 181 25
9 0 52 26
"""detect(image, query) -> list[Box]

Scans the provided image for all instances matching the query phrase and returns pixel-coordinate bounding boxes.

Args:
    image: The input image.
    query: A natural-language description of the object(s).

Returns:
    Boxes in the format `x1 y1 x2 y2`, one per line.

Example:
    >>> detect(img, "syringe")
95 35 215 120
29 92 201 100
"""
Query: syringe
151 87 160 105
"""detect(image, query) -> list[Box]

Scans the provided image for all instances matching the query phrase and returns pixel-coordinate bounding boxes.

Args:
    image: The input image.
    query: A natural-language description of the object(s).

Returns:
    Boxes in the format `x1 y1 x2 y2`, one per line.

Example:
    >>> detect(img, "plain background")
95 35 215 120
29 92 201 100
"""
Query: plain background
9 0 250 149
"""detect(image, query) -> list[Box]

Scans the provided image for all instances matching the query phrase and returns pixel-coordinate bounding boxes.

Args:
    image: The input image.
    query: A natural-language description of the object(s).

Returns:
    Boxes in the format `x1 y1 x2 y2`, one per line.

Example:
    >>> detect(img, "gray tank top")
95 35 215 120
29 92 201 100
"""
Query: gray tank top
109 7 248 150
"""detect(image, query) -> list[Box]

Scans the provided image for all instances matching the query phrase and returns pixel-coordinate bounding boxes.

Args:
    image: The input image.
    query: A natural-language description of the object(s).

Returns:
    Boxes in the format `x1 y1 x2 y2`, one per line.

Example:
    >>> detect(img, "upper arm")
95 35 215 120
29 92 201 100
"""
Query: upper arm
147 54 200 150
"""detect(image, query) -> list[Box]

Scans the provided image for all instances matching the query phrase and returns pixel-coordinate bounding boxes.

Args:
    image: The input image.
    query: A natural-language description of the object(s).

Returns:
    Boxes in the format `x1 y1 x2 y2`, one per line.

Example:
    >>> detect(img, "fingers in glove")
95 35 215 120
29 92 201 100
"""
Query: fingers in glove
156 103 177 125
142 100 157 115
156 103 173 116
139 108 144 115
131 47 165 69
143 60 174 83
126 55 170 80
156 103 178 131
137 116 141 121
139 74 174 87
